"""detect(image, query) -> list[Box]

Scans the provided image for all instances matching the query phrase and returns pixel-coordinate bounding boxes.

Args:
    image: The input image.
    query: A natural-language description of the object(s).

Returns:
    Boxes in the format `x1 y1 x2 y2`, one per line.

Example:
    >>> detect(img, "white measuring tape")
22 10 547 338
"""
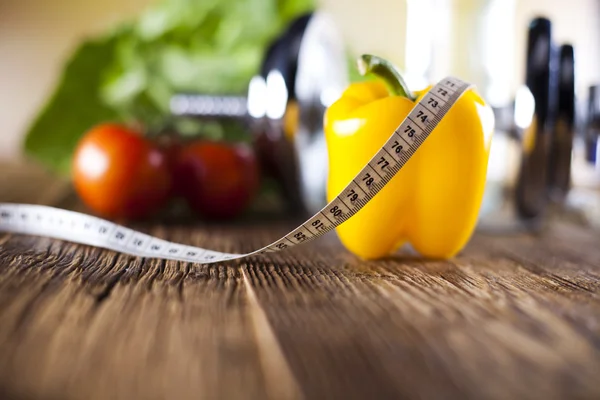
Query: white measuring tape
0 77 471 264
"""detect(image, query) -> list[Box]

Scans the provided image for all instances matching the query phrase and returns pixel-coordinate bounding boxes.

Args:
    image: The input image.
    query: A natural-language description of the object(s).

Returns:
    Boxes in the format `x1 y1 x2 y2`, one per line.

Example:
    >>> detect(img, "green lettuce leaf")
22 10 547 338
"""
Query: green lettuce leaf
24 35 123 175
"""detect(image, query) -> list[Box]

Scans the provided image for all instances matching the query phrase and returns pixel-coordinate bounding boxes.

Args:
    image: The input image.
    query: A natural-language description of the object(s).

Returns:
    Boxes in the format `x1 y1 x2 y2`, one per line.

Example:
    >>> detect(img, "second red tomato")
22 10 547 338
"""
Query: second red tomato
173 141 260 219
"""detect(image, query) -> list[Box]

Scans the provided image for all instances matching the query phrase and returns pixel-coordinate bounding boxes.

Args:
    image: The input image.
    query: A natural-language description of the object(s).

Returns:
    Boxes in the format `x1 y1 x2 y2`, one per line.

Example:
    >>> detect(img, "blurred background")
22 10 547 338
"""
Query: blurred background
1 0 599 160
1 0 599 226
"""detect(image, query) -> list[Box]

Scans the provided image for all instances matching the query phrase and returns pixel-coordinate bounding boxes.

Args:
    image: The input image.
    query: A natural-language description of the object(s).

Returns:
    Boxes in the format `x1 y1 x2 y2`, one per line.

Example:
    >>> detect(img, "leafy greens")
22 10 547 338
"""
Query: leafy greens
24 0 315 175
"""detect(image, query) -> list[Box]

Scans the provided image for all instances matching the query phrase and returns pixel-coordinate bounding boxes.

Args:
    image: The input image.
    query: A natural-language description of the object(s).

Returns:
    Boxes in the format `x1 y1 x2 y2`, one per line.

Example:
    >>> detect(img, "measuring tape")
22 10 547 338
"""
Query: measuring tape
0 77 471 264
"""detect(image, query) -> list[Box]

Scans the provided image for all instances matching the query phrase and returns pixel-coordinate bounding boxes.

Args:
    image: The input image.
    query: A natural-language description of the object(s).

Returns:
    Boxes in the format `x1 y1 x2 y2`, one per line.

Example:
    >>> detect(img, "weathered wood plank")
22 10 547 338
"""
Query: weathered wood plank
0 235 273 400
0 164 599 399
239 235 600 400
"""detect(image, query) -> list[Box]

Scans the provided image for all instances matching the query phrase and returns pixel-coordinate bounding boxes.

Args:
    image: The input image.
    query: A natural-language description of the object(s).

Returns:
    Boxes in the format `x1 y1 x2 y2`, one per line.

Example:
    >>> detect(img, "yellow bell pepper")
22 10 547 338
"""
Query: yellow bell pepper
324 55 495 259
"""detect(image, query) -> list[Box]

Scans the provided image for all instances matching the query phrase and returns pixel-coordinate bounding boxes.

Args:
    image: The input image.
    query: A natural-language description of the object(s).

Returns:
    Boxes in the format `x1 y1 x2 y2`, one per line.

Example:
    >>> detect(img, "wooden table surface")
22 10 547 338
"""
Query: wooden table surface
1 164 599 400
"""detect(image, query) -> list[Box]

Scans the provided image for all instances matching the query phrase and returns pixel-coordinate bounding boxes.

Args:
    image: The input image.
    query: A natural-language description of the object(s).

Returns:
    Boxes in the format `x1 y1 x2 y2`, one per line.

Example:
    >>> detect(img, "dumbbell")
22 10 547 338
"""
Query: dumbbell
170 12 348 215
514 18 575 222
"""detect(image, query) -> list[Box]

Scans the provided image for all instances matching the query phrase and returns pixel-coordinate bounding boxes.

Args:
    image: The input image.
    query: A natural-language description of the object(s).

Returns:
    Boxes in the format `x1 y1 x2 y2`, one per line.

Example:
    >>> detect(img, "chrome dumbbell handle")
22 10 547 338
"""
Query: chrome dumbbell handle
170 72 289 122
170 94 248 119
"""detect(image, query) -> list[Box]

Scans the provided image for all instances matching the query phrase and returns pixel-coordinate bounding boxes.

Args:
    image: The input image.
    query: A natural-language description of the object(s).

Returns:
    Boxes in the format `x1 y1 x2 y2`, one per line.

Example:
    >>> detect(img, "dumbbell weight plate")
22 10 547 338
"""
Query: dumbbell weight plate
255 12 348 215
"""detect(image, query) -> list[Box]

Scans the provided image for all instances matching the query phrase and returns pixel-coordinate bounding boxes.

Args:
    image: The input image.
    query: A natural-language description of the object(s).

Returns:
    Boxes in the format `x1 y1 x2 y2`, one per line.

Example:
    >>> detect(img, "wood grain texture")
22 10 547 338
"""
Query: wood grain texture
0 163 599 400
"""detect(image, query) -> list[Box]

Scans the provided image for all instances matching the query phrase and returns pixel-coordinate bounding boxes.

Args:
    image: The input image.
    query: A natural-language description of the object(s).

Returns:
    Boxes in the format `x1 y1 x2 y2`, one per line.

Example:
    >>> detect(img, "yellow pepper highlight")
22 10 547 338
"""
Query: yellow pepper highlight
325 55 494 259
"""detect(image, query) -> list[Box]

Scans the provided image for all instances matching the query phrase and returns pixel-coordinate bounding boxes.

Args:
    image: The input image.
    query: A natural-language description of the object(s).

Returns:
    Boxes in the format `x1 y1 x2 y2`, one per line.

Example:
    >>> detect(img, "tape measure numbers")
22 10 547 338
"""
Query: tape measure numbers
0 77 471 264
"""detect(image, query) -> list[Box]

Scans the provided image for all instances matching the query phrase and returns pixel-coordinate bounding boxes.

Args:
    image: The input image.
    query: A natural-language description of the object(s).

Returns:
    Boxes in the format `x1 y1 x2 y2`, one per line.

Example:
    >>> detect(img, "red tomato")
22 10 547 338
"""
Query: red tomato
173 141 259 219
72 124 172 220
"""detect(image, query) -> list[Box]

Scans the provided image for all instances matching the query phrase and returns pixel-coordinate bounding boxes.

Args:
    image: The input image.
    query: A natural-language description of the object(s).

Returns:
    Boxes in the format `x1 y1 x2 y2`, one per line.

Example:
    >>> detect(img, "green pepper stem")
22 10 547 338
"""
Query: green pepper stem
357 54 416 101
